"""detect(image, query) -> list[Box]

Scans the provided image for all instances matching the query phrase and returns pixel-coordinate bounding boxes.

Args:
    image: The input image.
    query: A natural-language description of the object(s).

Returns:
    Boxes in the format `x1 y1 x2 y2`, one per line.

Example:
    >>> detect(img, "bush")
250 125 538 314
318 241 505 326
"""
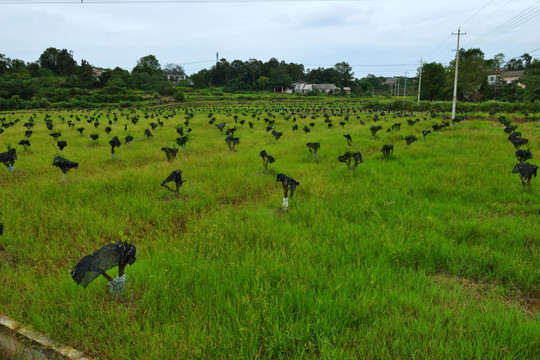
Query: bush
174 90 185 102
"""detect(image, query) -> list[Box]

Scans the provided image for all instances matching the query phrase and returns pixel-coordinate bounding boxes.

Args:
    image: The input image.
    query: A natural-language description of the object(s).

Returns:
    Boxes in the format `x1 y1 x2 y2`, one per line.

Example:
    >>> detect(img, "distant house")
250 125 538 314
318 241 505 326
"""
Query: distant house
92 67 104 78
292 81 342 94
164 69 187 82
487 70 525 88
273 86 293 94
312 84 338 93
382 78 398 86
292 81 313 94
343 87 352 94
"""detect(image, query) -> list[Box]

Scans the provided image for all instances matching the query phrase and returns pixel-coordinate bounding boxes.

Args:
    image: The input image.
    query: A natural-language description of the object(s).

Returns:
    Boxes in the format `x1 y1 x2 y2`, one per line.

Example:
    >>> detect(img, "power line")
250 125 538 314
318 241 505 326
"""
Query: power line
465 0 513 33
0 0 368 4
305 63 417 67
460 0 497 28
423 0 498 61
465 1 540 47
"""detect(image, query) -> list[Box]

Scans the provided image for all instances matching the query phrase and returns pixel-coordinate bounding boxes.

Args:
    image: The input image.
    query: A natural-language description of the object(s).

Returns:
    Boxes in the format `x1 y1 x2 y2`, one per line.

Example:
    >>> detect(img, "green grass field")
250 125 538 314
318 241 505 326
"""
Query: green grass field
1 101 539 359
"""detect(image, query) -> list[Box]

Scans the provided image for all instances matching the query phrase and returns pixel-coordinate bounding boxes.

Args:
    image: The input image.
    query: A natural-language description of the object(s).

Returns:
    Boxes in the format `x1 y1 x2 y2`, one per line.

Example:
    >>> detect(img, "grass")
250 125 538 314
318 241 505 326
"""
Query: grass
0 102 539 359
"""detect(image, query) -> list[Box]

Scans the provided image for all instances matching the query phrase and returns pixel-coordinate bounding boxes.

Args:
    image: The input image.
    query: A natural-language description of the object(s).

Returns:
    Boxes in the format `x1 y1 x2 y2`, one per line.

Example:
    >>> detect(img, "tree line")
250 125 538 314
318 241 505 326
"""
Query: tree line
0 47 538 108
419 51 539 102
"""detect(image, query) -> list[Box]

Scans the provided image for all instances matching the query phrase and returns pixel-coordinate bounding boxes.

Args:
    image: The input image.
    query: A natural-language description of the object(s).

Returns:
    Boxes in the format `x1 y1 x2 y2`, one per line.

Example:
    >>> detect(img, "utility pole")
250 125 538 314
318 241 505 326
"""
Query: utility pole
417 58 422 104
403 71 408 99
396 79 400 97
451 28 466 120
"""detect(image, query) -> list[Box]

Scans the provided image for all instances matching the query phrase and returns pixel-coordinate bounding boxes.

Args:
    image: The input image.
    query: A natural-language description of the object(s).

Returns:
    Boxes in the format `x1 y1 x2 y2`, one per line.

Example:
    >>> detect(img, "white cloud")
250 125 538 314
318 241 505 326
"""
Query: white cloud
0 0 538 76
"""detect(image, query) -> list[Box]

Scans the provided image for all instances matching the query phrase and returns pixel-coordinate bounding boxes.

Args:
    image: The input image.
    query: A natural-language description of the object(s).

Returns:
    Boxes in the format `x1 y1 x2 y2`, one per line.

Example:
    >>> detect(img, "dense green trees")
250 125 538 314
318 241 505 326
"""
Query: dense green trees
0 46 538 110
420 62 447 100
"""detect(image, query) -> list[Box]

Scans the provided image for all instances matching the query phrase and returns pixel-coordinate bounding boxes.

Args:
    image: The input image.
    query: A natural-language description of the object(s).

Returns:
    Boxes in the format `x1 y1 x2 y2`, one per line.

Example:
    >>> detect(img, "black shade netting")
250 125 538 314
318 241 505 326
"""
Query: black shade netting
0 148 17 166
512 163 538 181
52 157 79 174
71 241 137 288
276 174 300 198
162 169 186 187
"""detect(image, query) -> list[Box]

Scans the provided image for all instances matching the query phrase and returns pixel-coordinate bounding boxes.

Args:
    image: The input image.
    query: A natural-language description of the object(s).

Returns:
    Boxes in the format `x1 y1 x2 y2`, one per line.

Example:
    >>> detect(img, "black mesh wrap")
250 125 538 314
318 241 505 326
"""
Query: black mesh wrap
71 241 137 288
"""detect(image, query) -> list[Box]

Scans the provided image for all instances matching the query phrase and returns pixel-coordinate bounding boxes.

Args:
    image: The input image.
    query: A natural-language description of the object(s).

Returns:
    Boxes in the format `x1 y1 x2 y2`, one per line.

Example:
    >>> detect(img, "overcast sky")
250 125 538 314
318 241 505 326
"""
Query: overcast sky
1 0 538 77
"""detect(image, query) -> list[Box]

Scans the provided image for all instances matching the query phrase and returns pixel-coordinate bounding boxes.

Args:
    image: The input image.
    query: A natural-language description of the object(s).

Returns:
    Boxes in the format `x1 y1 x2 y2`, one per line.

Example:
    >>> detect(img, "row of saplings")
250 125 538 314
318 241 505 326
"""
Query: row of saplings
500 117 537 186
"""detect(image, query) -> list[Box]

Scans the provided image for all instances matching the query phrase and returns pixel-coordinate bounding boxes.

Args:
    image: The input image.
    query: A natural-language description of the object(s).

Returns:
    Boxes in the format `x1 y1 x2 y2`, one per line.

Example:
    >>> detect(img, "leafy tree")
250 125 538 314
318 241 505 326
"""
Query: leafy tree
269 67 292 88
0 54 11 75
38 48 77 76
27 62 40 78
420 62 447 100
520 58 540 101
333 62 354 87
132 55 161 76
485 53 505 72
246 58 263 83
189 69 212 88
506 53 532 71
77 60 96 89
57 49 77 76
256 75 270 90
39 47 60 73
448 48 489 101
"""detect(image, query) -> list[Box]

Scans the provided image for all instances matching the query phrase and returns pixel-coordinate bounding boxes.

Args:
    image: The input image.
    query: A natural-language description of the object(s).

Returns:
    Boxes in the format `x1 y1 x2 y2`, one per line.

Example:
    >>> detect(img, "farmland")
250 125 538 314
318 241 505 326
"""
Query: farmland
0 100 539 359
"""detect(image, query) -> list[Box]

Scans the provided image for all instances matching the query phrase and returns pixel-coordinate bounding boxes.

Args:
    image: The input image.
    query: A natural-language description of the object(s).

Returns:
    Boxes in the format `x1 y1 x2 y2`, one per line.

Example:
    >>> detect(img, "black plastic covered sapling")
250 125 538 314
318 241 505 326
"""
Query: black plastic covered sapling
90 134 99 145
216 122 226 133
161 169 186 198
504 125 518 134
510 137 528 150
71 241 137 298
382 144 394 158
405 135 417 146
338 151 363 170
276 173 299 210
259 149 275 172
18 139 31 150
512 163 538 186
161 147 179 162
515 149 533 163
176 135 189 149
57 140 67 152
109 136 121 157
303 126 310 134
125 135 133 146
343 134 352 146
0 148 17 172
272 130 283 141
50 131 62 141
225 135 239 151
306 142 320 155
52 156 79 181
370 125 382 137
144 129 153 138
77 127 85 136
